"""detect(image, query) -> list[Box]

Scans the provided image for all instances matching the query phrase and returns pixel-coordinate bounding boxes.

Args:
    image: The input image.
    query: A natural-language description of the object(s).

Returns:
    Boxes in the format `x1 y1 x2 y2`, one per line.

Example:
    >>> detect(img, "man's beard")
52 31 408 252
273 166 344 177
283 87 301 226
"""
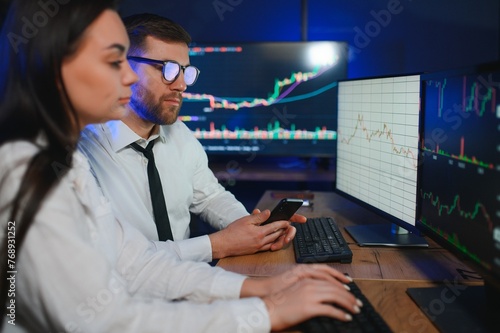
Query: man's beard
130 84 183 125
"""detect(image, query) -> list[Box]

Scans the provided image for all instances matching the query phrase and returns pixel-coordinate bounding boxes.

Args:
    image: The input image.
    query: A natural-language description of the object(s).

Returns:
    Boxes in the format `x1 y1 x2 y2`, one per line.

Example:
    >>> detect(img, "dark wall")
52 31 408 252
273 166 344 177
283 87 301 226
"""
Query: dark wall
119 0 500 79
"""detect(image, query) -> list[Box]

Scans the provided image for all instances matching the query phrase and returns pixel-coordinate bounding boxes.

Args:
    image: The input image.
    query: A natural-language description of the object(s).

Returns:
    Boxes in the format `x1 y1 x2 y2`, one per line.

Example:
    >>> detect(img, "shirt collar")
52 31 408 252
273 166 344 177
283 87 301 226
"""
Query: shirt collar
103 120 167 152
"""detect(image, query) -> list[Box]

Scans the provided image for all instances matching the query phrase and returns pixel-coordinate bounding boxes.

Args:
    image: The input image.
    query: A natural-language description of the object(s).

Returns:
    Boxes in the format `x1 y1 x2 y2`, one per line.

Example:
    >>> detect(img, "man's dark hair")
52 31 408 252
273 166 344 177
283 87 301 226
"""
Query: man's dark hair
123 13 192 55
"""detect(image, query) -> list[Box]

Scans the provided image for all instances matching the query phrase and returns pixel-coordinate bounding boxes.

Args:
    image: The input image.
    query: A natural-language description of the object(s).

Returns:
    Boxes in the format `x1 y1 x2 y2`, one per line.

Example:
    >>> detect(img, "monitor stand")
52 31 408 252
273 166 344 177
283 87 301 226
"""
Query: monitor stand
407 284 499 333
344 223 428 247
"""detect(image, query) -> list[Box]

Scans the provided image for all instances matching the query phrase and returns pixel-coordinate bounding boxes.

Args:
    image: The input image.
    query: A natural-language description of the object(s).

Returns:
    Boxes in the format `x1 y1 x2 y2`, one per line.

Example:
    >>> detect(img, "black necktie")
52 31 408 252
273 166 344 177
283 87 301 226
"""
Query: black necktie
129 140 173 241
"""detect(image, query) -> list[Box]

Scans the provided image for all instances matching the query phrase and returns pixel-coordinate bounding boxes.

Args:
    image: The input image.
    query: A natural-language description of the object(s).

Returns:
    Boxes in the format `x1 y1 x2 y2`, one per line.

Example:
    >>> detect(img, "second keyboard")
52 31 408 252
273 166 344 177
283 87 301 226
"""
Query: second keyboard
293 217 353 263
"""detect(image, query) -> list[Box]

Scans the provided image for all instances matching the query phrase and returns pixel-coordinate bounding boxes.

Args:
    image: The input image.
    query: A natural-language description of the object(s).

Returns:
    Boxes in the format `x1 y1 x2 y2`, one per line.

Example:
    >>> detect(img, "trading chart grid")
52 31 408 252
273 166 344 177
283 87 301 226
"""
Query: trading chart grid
336 75 421 224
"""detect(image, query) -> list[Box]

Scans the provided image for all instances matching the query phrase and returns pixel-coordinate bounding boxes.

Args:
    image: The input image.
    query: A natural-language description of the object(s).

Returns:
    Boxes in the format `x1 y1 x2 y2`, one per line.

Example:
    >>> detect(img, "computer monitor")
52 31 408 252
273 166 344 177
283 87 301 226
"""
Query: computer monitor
335 74 428 247
179 41 348 159
408 62 500 332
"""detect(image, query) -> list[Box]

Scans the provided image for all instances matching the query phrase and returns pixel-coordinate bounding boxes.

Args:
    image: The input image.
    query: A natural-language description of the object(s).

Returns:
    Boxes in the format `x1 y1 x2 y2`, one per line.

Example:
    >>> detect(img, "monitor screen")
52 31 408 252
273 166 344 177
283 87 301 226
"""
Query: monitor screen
417 63 500 287
412 62 500 332
334 74 425 246
179 41 348 157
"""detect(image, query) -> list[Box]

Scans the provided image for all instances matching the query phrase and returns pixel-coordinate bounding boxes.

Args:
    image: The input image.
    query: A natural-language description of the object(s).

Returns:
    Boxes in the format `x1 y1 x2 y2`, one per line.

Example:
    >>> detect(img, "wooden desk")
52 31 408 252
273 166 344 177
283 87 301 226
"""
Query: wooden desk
218 190 483 333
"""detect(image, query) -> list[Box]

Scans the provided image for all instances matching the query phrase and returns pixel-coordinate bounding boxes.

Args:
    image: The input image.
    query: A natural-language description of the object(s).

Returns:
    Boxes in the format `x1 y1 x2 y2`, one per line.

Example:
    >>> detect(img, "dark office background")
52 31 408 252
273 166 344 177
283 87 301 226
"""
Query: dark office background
1 0 498 77
118 0 500 211
118 0 500 212
2 0 497 211
119 0 500 79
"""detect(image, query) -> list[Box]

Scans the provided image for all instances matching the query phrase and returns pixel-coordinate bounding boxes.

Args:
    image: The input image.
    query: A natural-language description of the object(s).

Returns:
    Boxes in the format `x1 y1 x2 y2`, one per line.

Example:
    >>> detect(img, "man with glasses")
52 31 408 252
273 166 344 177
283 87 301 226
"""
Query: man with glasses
79 13 305 263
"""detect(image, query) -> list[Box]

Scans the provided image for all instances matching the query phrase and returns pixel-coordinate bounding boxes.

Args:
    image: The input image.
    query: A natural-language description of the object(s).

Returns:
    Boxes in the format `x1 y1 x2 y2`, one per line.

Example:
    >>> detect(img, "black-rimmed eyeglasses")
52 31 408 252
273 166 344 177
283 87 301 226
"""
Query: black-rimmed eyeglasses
127 56 200 86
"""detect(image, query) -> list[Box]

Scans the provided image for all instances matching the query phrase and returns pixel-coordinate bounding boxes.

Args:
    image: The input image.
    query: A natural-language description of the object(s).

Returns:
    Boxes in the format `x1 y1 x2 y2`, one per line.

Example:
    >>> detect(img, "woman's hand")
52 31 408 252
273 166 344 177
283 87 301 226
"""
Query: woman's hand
240 264 363 330
263 277 362 331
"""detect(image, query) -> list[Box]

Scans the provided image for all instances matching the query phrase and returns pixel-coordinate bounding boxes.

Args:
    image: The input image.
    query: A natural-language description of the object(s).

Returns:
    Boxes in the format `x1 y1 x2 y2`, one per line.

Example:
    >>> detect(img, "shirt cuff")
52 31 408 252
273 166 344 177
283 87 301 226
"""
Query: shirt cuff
210 269 247 299
175 235 213 262
230 297 271 333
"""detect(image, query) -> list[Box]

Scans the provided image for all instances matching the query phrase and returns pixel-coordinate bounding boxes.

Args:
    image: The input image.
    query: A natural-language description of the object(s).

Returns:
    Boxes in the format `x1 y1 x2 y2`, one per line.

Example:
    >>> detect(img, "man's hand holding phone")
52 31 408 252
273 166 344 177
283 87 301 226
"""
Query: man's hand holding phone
258 198 307 251
261 198 304 225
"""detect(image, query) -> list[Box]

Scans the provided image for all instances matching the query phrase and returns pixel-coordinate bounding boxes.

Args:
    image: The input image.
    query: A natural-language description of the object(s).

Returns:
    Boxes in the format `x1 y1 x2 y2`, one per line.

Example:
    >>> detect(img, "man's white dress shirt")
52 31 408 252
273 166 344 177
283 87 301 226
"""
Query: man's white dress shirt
79 120 249 262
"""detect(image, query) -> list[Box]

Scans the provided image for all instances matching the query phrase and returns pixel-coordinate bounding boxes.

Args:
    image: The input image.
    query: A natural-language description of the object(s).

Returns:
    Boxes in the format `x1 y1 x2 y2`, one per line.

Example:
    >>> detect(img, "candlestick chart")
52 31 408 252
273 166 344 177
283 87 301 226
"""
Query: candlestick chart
420 73 500 168
418 67 500 274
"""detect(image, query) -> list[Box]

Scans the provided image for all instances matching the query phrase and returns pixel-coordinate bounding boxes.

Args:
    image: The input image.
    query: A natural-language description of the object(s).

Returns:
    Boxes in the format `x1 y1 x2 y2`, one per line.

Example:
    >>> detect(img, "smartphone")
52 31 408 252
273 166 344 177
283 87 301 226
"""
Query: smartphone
261 198 304 225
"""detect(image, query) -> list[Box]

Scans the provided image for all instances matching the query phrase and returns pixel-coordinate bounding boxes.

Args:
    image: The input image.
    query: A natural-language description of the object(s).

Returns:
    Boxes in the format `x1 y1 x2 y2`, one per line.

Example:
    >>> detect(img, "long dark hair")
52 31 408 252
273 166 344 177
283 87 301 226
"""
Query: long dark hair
0 0 118 323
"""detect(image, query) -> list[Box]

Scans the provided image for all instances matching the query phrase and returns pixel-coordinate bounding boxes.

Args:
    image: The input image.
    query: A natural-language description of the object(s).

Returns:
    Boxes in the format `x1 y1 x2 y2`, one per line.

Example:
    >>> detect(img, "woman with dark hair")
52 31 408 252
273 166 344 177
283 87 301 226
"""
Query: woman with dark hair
0 1 362 332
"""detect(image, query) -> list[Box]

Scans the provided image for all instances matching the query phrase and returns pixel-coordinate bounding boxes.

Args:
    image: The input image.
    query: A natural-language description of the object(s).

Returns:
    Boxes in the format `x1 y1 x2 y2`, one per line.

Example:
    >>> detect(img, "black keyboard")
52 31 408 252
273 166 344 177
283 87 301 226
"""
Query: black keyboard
299 281 393 333
293 217 353 263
